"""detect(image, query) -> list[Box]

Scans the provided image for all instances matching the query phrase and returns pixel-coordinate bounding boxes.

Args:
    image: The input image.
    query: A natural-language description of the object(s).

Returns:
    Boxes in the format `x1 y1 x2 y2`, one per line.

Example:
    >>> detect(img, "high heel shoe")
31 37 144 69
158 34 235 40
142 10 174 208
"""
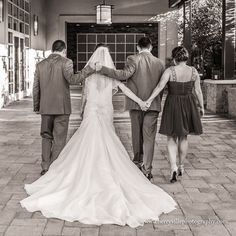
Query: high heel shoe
170 170 177 183
177 165 184 177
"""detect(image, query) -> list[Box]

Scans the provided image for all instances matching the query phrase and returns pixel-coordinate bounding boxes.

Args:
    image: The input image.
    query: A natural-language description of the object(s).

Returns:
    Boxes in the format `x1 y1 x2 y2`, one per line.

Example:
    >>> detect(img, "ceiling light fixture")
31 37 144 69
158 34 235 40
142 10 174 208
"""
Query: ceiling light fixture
96 0 113 25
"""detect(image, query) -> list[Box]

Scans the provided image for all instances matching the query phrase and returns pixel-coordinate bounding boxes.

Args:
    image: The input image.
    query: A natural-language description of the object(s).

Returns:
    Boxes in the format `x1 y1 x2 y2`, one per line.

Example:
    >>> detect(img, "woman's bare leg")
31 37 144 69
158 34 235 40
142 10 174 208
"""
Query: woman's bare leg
177 135 188 175
167 136 178 182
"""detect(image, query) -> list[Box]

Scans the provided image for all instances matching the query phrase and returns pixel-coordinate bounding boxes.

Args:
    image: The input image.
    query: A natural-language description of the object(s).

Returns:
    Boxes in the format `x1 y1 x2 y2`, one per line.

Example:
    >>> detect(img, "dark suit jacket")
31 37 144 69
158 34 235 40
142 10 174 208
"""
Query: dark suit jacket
33 54 94 115
100 51 165 111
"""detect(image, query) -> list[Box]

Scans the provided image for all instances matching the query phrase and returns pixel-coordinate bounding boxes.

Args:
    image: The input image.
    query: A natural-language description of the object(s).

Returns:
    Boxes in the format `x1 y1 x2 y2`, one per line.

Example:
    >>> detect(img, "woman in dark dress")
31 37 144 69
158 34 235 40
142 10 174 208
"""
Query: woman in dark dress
145 46 204 183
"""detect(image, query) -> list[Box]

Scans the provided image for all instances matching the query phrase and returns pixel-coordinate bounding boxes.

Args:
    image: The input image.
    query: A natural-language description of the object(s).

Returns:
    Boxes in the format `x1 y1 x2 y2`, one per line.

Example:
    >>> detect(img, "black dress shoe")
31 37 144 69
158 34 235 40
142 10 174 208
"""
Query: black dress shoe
145 173 153 181
41 170 47 176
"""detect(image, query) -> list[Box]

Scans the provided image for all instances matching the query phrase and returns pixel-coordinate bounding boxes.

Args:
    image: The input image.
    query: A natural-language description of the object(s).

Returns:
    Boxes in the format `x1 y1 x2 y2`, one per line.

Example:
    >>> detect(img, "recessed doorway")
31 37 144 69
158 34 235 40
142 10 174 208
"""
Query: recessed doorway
66 23 159 72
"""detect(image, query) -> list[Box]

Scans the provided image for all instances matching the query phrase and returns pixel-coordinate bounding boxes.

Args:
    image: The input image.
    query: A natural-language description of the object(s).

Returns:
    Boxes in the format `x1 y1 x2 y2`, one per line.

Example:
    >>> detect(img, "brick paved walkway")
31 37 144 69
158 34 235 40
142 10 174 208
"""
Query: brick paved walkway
0 90 236 236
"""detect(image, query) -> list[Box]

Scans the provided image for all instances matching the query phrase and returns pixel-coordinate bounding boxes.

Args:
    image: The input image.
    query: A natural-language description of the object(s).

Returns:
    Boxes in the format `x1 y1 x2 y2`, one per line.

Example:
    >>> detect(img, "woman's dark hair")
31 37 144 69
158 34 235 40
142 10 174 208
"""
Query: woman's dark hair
94 43 108 51
172 46 189 62
138 37 152 49
52 40 66 52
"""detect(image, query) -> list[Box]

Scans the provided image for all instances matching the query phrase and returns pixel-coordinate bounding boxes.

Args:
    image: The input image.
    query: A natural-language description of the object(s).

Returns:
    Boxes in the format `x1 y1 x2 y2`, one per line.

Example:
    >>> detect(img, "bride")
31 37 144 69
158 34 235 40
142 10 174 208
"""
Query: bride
20 45 176 228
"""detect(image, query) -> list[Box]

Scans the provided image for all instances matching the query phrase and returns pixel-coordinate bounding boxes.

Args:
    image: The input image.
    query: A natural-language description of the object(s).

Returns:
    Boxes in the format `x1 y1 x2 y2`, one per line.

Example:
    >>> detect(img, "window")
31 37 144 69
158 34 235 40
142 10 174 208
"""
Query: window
77 33 145 71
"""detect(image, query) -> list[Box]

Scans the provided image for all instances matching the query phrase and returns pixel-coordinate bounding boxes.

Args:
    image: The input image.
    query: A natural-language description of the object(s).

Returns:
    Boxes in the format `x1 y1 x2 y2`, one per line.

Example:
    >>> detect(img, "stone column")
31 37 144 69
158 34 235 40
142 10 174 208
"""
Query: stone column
222 0 236 80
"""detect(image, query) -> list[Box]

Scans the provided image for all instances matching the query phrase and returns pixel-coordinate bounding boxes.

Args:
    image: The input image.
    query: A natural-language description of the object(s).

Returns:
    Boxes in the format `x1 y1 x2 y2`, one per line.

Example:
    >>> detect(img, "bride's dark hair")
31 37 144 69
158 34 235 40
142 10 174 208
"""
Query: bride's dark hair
94 43 109 51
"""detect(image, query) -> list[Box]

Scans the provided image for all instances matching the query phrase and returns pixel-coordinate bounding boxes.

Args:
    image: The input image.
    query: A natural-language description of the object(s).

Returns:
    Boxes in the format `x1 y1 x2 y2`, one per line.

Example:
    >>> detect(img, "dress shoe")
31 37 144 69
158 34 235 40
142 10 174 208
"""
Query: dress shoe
145 173 153 181
41 170 47 176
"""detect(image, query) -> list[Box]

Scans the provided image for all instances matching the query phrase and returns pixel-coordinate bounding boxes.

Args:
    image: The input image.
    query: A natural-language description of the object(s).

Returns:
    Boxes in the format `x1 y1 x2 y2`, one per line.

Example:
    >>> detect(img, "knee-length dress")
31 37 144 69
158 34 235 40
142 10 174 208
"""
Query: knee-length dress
159 66 203 137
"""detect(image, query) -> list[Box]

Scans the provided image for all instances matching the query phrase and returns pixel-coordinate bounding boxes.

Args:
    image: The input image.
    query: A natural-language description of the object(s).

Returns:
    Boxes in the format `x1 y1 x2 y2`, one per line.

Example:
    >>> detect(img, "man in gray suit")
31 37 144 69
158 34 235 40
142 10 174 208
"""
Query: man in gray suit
33 40 94 175
99 37 165 180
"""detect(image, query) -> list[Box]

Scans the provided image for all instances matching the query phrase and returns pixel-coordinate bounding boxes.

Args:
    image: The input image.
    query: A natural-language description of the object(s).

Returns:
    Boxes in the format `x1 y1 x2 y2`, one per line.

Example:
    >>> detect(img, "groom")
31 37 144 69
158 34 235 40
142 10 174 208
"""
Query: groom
98 37 165 180
33 40 95 175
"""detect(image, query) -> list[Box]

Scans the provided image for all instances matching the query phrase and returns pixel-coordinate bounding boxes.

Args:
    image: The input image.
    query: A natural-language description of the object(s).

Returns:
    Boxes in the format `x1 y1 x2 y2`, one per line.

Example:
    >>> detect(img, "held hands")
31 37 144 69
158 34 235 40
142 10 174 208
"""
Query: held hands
138 99 152 111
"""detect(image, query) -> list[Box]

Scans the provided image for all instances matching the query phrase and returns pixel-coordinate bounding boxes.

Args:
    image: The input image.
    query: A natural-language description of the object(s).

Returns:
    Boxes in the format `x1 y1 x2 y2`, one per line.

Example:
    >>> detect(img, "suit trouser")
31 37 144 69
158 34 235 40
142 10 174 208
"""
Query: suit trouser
129 110 159 174
40 114 70 171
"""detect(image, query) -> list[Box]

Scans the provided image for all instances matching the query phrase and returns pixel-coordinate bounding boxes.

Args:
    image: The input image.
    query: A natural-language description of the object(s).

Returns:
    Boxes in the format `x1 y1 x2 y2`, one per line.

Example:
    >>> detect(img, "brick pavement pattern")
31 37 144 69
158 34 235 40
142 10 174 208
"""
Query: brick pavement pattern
0 90 236 236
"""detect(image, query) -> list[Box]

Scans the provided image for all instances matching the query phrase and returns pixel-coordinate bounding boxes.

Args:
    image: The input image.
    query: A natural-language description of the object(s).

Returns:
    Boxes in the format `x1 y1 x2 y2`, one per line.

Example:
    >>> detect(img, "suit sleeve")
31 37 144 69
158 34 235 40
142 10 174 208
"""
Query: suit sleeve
100 56 136 81
63 59 95 84
33 64 40 112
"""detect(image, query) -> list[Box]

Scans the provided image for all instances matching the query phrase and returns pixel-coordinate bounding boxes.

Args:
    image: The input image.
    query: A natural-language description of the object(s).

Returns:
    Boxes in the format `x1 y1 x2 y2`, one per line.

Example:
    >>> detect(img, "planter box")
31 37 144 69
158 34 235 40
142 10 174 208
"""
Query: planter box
203 80 236 113
228 88 236 118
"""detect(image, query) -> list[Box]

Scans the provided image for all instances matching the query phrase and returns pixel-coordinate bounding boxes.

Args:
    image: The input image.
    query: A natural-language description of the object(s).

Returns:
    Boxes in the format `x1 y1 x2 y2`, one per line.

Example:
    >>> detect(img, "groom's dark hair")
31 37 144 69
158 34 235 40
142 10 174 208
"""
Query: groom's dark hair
138 37 152 49
52 40 66 52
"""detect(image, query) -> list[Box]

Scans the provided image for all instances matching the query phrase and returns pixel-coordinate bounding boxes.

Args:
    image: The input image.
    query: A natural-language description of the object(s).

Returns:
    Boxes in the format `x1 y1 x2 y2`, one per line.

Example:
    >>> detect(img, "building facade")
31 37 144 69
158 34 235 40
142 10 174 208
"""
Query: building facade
0 0 178 108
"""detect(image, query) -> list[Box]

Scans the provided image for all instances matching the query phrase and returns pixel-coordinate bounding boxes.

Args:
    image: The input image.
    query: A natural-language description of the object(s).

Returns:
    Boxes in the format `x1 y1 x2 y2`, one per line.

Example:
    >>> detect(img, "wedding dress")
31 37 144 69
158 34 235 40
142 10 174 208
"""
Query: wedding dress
20 46 176 228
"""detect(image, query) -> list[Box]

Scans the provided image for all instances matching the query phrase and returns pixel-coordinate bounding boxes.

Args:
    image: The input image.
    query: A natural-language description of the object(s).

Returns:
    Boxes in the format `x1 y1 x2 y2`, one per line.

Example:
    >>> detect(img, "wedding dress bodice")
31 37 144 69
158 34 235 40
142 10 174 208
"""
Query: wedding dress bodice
83 74 117 123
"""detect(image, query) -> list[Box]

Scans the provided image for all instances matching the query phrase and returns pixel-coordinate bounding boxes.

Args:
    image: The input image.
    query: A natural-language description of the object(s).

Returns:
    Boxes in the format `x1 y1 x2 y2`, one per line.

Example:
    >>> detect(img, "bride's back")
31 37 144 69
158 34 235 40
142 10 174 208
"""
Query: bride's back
83 46 117 120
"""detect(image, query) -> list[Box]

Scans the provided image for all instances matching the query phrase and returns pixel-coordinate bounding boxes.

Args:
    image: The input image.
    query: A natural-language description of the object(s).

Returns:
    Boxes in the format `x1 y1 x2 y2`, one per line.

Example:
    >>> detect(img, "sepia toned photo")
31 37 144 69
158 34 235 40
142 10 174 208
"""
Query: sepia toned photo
0 0 235 235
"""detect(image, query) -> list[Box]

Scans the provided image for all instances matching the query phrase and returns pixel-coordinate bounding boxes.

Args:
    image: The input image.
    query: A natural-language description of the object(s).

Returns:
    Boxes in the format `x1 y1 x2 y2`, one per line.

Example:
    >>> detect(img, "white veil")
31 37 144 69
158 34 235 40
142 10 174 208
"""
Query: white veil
85 46 117 93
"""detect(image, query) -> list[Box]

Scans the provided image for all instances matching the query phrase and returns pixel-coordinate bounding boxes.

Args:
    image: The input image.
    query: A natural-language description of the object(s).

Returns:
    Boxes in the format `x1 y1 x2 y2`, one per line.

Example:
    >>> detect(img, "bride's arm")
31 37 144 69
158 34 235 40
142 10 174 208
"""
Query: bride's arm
115 81 146 110
79 83 87 118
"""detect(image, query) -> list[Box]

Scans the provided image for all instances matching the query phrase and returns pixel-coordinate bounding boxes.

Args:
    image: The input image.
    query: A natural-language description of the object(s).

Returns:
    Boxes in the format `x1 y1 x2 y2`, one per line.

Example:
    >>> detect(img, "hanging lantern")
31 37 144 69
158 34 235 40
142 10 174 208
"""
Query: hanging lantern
96 0 113 25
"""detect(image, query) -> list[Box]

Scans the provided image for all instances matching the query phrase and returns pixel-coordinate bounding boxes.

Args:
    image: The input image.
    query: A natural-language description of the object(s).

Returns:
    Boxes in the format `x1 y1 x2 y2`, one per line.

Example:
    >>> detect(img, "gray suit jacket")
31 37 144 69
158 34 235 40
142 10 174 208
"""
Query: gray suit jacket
100 51 165 111
33 54 94 115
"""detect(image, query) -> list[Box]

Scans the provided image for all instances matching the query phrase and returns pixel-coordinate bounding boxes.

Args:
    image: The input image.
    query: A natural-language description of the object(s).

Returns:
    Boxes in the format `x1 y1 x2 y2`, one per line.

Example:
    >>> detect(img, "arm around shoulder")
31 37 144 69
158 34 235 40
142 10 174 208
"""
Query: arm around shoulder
63 59 95 84
100 55 136 81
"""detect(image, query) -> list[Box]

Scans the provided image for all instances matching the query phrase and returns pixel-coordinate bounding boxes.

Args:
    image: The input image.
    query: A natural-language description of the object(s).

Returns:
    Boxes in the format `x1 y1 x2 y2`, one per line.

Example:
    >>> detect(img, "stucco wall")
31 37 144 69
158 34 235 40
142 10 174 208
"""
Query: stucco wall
45 0 169 49
31 0 46 50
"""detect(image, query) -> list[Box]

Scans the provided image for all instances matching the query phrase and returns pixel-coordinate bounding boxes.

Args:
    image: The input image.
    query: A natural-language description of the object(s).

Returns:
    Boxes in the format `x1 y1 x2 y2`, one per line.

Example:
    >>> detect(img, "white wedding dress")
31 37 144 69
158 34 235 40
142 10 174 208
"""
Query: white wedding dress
20 47 176 228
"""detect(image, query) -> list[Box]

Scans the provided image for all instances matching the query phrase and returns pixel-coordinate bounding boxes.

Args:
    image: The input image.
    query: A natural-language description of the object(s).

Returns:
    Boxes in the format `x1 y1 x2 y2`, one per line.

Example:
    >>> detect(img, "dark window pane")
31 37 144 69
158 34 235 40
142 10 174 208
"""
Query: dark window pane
25 1 29 12
110 53 115 62
117 35 125 43
126 44 135 53
88 44 96 52
126 34 134 43
77 34 86 43
88 53 93 60
25 37 29 47
97 34 105 43
8 3 12 15
8 17 12 29
77 53 87 61
13 19 18 31
107 44 115 52
88 34 96 43
77 63 86 71
116 53 125 62
77 44 86 52
116 44 125 52
20 22 24 33
107 34 115 43
8 32 13 44
116 63 124 69
25 24 29 35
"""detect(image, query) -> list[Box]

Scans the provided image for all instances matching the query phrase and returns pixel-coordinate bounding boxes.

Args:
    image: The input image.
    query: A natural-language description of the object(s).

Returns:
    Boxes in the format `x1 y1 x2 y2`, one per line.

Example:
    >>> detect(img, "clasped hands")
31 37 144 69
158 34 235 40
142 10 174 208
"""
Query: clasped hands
139 100 152 111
